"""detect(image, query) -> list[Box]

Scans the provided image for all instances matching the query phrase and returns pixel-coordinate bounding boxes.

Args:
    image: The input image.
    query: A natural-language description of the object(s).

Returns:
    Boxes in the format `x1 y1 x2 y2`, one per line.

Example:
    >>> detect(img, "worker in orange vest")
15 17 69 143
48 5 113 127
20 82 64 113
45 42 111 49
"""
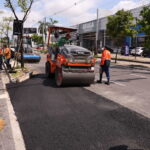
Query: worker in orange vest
97 46 111 85
0 48 3 70
3 45 12 70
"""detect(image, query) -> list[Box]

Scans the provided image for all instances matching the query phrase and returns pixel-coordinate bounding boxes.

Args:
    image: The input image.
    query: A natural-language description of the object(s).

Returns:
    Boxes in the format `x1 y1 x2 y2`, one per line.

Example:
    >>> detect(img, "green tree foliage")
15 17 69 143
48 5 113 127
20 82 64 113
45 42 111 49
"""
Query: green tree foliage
107 9 136 47
139 6 150 49
4 0 34 68
38 18 58 46
31 34 43 45
38 18 58 34
48 18 58 26
0 17 13 45
4 0 34 22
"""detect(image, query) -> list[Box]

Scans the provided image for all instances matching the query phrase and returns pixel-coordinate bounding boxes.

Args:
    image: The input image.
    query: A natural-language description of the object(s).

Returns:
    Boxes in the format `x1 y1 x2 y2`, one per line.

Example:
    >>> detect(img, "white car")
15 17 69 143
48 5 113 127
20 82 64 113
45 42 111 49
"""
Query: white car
131 47 144 56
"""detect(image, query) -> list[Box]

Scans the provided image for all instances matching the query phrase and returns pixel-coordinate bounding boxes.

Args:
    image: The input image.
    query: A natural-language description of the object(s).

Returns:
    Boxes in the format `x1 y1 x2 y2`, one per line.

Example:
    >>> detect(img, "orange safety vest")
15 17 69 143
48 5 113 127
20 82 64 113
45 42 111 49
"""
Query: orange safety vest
100 49 111 66
4 48 11 59
0 49 3 56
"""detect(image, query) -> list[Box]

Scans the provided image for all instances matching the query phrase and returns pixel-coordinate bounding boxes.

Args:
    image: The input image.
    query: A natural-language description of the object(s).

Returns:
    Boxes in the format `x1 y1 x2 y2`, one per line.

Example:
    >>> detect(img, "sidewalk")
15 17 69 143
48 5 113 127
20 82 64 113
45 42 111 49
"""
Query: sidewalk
0 73 16 150
0 72 26 150
111 54 150 64
96 54 150 65
96 54 150 69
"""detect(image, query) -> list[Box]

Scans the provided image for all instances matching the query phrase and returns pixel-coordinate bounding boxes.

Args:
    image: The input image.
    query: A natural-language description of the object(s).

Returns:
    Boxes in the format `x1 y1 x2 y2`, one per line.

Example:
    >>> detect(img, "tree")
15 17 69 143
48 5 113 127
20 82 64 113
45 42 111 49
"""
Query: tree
31 34 43 45
4 0 34 68
48 18 58 26
139 6 150 49
4 0 34 22
38 18 58 46
107 9 136 62
0 17 13 46
38 18 58 34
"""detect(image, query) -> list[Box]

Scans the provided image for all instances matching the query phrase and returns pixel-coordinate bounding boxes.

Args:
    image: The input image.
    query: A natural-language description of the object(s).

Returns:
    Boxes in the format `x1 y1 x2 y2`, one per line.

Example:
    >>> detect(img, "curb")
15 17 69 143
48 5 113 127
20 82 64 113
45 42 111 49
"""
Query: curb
16 72 33 83
95 57 150 64
0 71 32 150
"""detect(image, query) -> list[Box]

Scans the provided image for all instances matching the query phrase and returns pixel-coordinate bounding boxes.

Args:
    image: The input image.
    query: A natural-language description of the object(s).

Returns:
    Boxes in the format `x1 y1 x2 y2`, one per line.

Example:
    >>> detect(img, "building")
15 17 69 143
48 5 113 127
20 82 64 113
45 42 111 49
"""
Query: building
77 4 150 51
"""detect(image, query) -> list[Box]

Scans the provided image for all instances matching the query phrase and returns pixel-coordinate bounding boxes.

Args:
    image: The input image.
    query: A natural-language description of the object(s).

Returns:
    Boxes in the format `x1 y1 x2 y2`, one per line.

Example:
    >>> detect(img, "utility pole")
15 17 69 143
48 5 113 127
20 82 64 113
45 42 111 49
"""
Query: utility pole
135 17 138 60
103 30 106 46
96 8 99 54
44 17 47 45
42 18 45 50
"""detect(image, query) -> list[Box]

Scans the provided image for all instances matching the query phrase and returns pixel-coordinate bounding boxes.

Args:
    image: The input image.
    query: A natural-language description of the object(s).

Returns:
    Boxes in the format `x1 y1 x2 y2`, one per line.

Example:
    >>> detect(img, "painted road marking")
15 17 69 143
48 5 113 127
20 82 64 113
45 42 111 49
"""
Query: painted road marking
130 74 147 78
111 81 126 87
102 78 126 87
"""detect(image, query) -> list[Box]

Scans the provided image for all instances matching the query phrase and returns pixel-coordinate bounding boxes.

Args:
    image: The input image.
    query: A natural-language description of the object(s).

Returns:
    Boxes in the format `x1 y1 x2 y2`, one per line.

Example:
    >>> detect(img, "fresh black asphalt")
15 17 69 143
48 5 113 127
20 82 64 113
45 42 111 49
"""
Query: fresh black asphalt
7 73 150 150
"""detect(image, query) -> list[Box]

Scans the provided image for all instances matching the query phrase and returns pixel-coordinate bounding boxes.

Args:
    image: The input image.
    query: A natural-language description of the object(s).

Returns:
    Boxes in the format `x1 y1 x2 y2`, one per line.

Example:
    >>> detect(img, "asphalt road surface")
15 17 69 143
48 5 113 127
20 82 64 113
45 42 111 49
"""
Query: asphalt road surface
7 55 150 150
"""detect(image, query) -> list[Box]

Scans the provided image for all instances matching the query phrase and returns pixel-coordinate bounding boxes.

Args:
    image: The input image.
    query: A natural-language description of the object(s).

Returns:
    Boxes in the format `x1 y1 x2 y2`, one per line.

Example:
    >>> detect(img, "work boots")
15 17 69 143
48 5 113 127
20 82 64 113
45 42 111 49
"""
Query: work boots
105 78 110 85
97 74 102 83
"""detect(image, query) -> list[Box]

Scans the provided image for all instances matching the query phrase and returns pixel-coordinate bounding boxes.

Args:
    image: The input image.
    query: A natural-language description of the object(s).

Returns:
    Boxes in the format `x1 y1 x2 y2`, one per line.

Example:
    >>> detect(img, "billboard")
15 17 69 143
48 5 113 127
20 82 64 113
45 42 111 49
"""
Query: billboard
13 20 23 35
23 28 37 34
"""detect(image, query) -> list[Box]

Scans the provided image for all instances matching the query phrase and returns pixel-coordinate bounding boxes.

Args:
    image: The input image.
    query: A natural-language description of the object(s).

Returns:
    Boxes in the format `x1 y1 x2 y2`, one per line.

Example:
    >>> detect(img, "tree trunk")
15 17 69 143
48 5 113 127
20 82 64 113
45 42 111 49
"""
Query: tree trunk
115 48 118 63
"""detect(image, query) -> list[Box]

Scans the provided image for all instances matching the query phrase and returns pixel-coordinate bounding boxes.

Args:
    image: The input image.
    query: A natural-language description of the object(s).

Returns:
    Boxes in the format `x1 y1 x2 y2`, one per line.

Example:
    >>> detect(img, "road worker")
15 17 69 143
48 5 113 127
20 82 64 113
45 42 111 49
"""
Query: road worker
0 48 3 70
3 45 12 70
97 46 111 85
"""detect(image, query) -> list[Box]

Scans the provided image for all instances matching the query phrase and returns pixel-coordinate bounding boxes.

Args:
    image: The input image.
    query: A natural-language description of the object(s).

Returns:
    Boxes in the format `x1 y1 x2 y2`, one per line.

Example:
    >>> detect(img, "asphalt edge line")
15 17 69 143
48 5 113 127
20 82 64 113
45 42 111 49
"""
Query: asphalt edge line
1 75 26 150
84 85 150 119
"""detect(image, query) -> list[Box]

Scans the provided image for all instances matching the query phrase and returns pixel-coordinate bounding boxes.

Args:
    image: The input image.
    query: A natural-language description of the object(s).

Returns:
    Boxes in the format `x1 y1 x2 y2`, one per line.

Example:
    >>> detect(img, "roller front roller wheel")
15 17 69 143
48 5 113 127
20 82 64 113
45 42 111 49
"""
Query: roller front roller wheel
55 67 63 87
45 62 53 78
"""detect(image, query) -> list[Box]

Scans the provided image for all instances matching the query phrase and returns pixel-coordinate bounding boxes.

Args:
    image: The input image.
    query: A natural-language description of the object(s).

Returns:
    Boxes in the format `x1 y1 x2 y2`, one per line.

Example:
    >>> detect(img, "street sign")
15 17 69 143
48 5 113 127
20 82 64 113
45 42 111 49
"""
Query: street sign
23 28 37 34
13 20 23 35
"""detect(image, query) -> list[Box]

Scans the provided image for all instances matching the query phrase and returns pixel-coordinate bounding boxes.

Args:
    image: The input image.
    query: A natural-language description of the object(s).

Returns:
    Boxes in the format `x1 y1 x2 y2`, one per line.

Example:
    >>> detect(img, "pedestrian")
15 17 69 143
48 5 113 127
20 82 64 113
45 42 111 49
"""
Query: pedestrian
97 46 111 85
3 45 12 70
0 48 3 70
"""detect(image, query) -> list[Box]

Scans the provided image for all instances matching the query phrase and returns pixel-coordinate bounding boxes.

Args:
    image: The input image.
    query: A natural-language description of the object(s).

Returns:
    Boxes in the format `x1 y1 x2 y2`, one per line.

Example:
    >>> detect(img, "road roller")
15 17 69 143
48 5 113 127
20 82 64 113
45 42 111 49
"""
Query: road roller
45 26 96 86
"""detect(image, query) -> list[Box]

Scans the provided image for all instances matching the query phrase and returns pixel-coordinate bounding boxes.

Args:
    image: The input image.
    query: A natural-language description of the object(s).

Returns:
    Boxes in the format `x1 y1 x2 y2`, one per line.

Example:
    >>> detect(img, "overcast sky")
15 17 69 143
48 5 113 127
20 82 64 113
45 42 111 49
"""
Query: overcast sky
0 0 149 27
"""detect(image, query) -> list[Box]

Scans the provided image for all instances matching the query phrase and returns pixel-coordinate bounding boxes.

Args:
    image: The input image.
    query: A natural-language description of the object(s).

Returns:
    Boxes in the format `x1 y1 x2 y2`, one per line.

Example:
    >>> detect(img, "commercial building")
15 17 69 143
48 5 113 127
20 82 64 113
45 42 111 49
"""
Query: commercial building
77 4 149 51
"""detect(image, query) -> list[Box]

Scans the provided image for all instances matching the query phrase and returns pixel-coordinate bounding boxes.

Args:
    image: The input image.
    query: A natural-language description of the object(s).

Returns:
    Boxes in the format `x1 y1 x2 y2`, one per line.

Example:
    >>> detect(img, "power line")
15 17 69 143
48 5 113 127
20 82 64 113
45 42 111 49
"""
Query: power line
30 0 87 28
31 0 150 27
49 0 87 17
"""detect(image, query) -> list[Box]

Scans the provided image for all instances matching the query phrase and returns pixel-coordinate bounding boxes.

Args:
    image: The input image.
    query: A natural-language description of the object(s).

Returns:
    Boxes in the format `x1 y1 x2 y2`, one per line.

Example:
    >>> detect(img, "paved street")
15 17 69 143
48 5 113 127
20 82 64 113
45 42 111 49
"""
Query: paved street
88 60 150 118
6 54 150 150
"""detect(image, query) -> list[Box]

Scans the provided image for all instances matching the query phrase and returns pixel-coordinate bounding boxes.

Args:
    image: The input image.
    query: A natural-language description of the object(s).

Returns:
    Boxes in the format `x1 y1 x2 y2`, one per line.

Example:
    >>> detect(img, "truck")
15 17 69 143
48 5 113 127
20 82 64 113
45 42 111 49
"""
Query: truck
45 26 96 86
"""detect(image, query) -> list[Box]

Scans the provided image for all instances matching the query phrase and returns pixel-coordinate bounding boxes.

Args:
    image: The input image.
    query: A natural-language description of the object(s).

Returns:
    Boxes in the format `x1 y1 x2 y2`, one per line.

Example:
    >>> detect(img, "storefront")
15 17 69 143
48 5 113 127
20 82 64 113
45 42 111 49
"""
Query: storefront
77 4 149 51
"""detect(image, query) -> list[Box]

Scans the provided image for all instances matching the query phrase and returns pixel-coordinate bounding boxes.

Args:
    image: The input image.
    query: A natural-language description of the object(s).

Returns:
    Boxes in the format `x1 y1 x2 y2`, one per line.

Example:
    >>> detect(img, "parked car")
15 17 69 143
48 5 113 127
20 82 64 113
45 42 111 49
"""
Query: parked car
142 48 150 57
130 47 144 56
121 46 135 55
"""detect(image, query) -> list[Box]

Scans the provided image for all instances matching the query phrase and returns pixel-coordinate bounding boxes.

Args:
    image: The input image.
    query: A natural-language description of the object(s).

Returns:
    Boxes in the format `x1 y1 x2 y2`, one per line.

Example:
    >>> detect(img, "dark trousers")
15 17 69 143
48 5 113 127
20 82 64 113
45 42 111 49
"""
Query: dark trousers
0 56 2 69
5 58 11 70
99 65 110 82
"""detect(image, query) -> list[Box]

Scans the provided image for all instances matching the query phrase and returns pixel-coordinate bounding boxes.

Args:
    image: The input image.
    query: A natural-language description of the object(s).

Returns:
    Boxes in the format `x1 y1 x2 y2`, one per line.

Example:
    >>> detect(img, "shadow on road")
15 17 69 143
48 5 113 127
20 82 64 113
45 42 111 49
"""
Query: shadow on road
111 64 150 71
109 145 143 150
31 73 90 88
114 77 147 83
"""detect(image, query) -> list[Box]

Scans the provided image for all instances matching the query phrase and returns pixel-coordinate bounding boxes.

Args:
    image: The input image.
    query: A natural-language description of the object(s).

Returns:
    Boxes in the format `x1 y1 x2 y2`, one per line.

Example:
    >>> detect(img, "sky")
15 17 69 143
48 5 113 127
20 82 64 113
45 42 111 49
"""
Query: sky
0 0 149 28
